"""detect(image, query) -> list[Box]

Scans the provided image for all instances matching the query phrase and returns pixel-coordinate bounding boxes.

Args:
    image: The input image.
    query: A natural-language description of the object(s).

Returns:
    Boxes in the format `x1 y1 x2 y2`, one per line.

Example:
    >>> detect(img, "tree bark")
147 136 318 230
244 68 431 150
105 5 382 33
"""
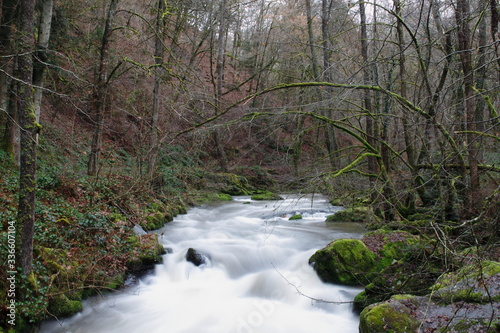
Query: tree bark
33 0 54 131
16 0 37 277
455 0 479 203
0 0 18 157
88 0 119 176
214 0 228 172
319 0 340 169
147 0 165 180
359 1 377 180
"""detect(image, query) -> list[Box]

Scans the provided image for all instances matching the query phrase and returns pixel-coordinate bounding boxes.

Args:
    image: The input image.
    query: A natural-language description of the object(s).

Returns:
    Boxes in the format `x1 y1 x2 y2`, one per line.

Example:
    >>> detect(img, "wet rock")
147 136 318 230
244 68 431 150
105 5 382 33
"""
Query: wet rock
309 239 377 285
326 206 379 223
359 294 500 333
186 248 211 267
133 224 147 235
359 296 420 333
359 261 500 332
431 260 500 304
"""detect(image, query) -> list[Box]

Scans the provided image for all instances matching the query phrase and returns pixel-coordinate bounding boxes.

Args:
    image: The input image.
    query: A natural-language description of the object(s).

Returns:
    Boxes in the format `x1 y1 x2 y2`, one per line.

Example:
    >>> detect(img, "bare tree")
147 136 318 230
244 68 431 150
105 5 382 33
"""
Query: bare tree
87 0 120 176
455 0 479 207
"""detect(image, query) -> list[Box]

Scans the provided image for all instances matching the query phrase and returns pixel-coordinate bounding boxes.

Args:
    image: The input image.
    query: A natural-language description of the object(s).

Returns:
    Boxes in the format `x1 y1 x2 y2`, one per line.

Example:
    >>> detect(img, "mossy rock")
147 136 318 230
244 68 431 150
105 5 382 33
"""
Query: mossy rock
206 172 252 195
329 198 344 206
127 234 166 273
431 260 500 304
359 299 420 333
309 239 377 285
251 191 283 201
361 230 420 271
104 273 125 290
358 259 442 311
217 193 233 201
289 214 302 220
48 294 82 318
326 206 378 223
143 212 166 230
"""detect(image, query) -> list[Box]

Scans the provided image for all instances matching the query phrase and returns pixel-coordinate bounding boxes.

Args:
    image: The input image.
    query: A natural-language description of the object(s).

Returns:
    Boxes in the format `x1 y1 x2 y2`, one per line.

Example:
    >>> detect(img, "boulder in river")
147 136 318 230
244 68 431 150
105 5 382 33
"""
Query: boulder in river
359 261 500 332
309 238 377 285
186 248 211 267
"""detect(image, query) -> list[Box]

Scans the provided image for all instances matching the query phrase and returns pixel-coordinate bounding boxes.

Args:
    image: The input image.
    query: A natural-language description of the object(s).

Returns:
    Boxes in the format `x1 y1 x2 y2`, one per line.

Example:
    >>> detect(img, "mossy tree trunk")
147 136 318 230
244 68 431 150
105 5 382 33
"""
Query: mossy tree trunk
16 0 37 277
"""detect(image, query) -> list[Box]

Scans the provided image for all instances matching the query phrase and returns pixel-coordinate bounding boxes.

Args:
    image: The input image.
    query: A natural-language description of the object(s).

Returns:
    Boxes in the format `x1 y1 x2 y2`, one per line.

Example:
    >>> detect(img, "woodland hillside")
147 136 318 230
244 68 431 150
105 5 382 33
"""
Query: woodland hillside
1 0 499 331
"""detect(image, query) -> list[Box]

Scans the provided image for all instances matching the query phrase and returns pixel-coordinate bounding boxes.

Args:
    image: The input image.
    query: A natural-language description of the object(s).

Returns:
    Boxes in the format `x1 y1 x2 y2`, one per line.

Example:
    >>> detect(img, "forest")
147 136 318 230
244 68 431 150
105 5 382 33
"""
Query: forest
0 0 499 331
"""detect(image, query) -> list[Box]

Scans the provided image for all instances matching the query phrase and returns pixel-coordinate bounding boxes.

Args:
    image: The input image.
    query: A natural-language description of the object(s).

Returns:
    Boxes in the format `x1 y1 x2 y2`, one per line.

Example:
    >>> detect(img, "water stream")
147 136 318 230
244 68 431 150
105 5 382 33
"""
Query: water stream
40 194 366 333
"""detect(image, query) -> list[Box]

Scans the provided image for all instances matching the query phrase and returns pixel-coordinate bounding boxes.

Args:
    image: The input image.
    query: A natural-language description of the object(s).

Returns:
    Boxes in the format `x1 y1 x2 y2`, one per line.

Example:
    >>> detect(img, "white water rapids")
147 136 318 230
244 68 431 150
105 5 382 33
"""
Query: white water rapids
40 194 366 333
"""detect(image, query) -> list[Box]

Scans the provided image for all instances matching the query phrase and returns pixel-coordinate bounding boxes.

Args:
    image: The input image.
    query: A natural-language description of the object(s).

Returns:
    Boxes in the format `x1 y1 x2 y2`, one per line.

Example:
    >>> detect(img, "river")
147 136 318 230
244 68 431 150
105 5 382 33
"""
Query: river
40 194 366 333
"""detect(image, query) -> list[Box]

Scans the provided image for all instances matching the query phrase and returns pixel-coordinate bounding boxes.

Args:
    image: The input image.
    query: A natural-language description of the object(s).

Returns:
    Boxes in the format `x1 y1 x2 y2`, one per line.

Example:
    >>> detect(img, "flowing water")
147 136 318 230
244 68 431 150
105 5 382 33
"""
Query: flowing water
40 194 366 333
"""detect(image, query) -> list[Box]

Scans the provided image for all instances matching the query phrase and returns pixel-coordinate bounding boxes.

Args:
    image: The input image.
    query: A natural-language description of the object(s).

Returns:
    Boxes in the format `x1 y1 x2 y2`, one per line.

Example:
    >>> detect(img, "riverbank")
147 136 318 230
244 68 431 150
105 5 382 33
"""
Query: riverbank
0 149 281 332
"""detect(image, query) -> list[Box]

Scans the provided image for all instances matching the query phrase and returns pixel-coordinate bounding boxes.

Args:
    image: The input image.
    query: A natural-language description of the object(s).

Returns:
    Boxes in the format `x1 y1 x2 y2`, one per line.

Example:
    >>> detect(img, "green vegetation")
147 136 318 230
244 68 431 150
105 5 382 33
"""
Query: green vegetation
326 206 378 223
309 239 377 285
359 301 420 333
250 191 283 201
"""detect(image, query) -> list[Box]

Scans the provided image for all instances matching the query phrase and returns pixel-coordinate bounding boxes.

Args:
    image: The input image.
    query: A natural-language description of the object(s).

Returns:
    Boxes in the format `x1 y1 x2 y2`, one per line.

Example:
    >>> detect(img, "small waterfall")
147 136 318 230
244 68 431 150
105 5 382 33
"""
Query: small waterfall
40 194 365 333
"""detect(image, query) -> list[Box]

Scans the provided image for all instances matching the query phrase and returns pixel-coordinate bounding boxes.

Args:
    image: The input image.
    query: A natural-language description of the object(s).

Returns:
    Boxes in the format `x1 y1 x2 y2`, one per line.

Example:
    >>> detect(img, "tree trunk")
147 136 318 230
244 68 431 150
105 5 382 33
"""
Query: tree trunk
455 0 479 207
319 0 340 169
474 0 488 161
214 0 228 172
88 0 119 176
33 0 54 132
16 0 37 277
147 0 165 180
359 1 377 180
0 0 18 157
491 0 500 74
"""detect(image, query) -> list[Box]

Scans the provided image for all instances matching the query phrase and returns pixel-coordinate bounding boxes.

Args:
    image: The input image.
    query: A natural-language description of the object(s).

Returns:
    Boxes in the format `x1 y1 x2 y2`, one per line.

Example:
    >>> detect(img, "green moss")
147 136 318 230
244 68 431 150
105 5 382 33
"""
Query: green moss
289 214 302 220
108 213 125 222
326 206 378 223
143 212 166 230
330 198 343 206
127 234 166 272
217 193 233 201
251 191 283 200
48 294 82 318
431 261 500 304
104 273 125 290
309 239 377 285
359 302 420 333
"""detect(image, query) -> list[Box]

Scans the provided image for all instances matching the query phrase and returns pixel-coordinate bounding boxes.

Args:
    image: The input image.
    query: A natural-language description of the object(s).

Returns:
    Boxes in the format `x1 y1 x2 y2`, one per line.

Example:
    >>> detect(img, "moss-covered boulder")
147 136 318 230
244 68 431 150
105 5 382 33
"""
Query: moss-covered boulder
47 294 83 318
127 234 166 272
360 260 500 332
289 214 302 220
361 230 420 270
140 199 188 231
326 206 378 223
359 296 420 333
309 239 377 285
354 231 442 311
355 259 442 311
205 172 253 195
251 191 283 201
360 293 500 333
431 260 500 304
